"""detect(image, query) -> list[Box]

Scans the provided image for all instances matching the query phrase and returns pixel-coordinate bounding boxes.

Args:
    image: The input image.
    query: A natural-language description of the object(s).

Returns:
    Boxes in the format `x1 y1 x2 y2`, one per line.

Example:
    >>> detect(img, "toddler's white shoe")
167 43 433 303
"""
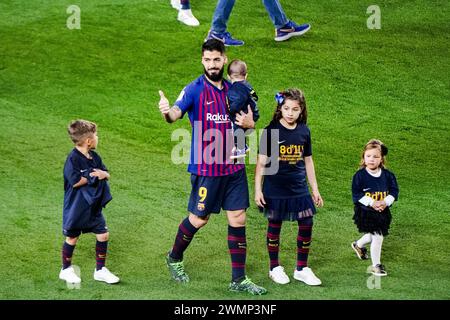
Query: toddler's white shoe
293 267 321 286
269 266 290 284
59 266 81 284
94 267 120 284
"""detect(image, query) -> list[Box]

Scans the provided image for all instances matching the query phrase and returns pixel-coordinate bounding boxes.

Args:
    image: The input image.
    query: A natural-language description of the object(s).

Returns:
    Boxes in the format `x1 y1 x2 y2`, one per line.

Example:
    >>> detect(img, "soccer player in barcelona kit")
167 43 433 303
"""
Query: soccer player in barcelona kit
158 39 267 295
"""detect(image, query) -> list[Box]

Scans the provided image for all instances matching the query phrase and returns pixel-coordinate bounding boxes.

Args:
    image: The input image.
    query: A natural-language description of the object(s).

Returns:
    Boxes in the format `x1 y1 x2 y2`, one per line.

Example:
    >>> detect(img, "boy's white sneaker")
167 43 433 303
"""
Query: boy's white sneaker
170 0 181 10
269 266 290 284
94 267 120 284
177 9 200 26
293 267 322 286
59 266 81 284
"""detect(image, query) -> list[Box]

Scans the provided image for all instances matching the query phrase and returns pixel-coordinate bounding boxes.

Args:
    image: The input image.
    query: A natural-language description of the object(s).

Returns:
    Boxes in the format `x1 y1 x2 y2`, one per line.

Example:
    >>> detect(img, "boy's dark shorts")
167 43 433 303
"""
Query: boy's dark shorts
188 168 249 217
63 214 108 237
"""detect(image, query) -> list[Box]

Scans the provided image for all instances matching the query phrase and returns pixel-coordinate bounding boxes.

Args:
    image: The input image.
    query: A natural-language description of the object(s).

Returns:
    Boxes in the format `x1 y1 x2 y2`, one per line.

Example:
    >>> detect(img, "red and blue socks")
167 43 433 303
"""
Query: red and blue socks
297 217 313 271
170 217 199 261
62 241 75 270
96 240 108 271
62 240 109 271
267 220 282 270
228 225 246 282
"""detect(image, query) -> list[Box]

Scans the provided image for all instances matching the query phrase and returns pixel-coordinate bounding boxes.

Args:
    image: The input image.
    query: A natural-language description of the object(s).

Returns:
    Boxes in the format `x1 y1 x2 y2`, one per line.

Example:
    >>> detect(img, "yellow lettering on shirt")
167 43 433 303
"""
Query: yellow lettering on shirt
365 191 388 201
279 145 304 164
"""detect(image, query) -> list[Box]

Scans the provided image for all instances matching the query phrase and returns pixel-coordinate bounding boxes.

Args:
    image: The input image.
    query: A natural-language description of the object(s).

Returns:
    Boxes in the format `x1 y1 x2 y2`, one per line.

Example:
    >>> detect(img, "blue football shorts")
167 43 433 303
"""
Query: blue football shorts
63 214 108 237
188 168 249 217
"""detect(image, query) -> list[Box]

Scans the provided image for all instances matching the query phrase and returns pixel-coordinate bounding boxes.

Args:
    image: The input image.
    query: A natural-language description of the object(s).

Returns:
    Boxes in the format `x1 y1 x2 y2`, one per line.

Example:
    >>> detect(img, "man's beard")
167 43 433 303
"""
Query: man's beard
204 67 224 82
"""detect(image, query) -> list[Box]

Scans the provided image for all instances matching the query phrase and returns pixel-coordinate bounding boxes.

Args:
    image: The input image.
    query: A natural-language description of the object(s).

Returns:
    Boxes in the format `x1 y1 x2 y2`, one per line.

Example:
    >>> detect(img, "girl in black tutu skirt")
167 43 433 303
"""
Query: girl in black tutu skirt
255 88 323 286
351 139 399 276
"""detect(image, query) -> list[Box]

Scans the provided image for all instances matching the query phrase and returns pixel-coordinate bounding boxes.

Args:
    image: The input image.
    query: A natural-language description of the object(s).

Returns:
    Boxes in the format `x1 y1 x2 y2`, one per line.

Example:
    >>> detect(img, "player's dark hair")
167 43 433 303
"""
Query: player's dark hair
68 120 97 145
202 39 226 55
271 88 308 125
359 139 388 169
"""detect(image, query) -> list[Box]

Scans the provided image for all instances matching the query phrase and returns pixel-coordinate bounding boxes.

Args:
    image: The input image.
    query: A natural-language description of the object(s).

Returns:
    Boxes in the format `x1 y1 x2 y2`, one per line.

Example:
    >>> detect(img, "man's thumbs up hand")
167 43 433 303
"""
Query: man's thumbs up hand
158 90 170 115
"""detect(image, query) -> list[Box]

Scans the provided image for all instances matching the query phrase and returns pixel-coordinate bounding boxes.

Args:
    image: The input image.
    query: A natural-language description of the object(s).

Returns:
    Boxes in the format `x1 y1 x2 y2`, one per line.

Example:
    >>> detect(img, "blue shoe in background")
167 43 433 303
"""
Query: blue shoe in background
205 30 244 46
275 21 311 42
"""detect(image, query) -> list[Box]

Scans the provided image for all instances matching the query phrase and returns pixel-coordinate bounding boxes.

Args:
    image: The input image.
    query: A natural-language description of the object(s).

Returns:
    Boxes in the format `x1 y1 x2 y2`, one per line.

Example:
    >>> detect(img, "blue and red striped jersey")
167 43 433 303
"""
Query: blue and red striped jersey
175 75 244 176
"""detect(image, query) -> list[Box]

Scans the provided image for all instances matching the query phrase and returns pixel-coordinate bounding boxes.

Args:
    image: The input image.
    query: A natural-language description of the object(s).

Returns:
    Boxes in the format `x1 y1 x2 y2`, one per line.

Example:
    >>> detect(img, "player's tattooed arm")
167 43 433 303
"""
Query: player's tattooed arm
165 106 182 123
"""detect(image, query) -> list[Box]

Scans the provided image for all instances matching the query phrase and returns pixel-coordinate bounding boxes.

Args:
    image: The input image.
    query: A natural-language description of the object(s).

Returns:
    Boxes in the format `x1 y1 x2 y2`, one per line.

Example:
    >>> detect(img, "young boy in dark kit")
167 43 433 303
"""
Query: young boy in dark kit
59 120 119 285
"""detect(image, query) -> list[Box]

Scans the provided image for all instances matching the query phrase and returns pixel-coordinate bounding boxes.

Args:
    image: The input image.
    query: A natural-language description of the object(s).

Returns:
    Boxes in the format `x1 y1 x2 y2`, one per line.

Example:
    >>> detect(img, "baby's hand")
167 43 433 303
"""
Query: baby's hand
90 169 110 180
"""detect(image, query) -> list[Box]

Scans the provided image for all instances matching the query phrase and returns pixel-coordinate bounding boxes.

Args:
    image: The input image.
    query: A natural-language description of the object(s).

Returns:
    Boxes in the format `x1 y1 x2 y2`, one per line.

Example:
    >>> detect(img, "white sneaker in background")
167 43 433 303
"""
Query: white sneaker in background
170 0 181 10
178 9 200 27
269 266 290 284
293 267 322 286
94 267 120 284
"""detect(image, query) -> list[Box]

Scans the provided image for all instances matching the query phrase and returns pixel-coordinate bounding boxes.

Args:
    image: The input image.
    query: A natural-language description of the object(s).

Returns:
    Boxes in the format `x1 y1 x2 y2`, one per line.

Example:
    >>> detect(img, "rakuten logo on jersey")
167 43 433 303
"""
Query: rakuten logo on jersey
206 113 230 123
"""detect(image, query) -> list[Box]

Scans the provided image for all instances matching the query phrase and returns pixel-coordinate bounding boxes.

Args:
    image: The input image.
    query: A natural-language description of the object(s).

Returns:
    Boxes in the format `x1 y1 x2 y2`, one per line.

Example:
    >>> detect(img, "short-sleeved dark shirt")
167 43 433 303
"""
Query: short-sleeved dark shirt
259 121 312 199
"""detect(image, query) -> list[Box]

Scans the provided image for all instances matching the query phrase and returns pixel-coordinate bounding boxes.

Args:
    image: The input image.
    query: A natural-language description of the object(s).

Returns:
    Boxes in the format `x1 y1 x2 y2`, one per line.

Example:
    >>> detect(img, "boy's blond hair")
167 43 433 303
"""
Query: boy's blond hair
68 120 97 145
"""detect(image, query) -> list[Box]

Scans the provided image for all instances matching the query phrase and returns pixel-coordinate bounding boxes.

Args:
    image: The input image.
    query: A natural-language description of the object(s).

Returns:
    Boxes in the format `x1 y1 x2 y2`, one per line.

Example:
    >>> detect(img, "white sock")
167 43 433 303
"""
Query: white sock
356 233 372 248
370 233 384 266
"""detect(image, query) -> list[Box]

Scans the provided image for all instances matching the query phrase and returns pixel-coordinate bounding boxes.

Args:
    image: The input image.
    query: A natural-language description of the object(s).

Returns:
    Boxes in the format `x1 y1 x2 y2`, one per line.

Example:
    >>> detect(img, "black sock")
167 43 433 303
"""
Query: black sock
267 220 282 270
62 242 75 270
228 225 246 282
170 217 199 261
96 240 108 271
